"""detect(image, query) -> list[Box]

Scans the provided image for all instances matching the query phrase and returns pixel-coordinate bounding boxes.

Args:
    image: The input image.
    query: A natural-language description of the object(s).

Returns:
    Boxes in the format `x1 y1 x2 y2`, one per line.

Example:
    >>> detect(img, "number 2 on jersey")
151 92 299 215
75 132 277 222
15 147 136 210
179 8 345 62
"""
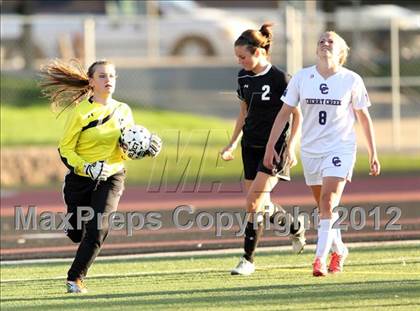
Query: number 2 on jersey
319 111 327 125
261 85 270 101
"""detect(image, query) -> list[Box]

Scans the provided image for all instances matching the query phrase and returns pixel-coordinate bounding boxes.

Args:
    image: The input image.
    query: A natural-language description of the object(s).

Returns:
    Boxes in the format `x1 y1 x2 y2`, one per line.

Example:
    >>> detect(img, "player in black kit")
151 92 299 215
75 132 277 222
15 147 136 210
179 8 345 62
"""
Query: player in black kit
221 23 306 275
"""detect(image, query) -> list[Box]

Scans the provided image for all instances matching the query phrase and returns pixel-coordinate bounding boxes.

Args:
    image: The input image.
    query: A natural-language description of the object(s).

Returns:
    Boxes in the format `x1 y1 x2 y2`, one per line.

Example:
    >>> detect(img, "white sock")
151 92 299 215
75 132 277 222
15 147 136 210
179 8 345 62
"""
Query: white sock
315 219 334 262
331 212 339 253
335 224 346 255
265 201 276 217
331 212 346 254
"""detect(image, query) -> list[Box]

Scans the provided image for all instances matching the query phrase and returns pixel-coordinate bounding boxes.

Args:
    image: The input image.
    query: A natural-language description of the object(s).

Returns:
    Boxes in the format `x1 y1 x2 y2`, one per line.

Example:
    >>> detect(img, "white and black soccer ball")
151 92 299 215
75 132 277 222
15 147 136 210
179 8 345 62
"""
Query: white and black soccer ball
120 125 151 159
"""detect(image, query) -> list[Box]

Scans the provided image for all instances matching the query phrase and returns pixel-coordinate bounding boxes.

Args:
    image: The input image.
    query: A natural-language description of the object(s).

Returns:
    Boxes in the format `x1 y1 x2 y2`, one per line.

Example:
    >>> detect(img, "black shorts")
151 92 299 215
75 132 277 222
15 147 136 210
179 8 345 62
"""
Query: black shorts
62 169 126 242
63 170 126 211
241 142 290 181
62 169 126 280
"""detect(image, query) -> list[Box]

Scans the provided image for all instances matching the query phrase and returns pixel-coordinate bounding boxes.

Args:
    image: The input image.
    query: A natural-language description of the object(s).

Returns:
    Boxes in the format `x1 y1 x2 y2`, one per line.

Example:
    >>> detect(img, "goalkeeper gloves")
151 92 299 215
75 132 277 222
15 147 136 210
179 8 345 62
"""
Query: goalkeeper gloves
84 161 111 181
146 134 162 157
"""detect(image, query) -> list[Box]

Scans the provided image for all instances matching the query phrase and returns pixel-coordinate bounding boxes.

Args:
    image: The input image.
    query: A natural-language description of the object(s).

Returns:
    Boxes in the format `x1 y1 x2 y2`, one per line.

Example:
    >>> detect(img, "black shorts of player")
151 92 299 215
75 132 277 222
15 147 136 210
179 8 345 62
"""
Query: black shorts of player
241 142 290 181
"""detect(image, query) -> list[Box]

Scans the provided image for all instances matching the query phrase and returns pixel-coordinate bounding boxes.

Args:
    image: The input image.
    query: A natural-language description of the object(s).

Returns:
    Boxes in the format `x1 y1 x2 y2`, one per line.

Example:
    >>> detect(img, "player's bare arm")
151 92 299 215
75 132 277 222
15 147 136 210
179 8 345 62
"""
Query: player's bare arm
263 104 295 169
221 101 247 161
355 108 381 176
284 107 302 168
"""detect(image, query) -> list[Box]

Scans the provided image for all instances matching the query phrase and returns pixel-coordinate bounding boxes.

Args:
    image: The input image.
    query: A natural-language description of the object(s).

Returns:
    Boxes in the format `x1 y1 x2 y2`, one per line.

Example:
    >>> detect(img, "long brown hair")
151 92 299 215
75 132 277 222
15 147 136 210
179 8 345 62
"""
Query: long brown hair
234 22 274 55
39 59 113 113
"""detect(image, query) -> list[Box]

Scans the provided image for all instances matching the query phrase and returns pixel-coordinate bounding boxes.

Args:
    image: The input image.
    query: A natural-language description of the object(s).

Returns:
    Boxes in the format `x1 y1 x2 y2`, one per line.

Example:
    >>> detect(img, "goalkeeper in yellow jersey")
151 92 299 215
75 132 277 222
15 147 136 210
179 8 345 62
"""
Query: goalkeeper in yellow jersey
40 59 160 293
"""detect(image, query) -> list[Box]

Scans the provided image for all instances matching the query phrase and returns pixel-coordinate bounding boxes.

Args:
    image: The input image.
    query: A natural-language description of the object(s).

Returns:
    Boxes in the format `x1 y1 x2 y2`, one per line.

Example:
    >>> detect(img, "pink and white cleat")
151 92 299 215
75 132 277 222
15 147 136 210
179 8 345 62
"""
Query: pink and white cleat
328 247 349 274
313 257 328 277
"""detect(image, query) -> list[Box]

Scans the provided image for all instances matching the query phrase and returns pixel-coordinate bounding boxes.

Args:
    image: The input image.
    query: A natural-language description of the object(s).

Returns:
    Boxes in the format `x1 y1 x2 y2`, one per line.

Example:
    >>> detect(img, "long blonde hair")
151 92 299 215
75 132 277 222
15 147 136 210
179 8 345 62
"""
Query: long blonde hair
39 59 113 113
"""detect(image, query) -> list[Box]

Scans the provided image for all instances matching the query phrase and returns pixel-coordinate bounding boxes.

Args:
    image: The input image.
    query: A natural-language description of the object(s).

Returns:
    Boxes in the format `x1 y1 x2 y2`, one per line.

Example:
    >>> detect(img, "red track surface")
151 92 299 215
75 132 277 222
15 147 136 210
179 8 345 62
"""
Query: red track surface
1 175 419 260
2 176 420 216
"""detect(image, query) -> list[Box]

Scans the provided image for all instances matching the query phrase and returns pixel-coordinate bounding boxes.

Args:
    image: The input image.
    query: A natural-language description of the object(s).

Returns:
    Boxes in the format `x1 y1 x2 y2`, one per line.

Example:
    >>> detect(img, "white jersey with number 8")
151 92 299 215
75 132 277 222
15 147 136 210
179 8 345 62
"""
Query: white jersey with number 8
281 65 370 158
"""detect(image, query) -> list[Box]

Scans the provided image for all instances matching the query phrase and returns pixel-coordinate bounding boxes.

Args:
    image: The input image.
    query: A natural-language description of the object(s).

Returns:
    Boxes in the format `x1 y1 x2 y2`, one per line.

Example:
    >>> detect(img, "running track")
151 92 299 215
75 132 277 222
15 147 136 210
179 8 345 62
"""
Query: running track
1 175 419 260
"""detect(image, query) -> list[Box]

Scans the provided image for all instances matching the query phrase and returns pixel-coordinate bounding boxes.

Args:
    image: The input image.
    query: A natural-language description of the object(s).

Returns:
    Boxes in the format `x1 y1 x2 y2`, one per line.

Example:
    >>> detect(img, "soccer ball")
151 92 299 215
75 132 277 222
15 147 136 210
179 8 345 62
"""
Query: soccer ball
120 125 151 159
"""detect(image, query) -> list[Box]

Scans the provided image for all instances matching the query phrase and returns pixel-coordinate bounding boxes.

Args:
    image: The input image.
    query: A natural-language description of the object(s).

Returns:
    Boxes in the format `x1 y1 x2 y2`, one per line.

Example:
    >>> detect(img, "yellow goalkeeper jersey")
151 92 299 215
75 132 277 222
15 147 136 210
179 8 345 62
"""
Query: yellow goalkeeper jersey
58 98 134 177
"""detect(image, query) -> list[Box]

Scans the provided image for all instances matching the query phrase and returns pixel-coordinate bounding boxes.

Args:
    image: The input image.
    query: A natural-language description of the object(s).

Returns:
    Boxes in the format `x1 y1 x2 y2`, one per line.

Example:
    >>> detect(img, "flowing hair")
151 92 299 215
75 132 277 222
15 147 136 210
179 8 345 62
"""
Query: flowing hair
39 59 112 114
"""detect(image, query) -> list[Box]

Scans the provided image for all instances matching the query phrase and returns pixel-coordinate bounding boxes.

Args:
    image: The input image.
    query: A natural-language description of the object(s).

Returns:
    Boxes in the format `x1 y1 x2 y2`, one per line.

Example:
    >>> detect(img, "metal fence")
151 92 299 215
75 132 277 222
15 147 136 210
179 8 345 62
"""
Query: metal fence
1 4 419 151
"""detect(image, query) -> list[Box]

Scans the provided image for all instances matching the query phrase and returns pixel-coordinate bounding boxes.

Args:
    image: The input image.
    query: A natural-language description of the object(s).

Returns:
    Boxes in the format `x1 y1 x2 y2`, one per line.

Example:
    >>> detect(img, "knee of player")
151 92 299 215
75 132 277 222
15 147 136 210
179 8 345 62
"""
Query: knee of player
66 231 83 243
319 193 336 210
85 229 109 246
245 197 261 213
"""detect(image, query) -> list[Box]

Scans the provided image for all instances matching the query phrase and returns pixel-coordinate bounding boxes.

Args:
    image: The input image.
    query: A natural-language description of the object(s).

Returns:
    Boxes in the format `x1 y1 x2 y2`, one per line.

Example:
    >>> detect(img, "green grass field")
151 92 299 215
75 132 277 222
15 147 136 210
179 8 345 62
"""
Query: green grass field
1 244 419 310
2 104 420 186
1 104 246 185
0 104 233 146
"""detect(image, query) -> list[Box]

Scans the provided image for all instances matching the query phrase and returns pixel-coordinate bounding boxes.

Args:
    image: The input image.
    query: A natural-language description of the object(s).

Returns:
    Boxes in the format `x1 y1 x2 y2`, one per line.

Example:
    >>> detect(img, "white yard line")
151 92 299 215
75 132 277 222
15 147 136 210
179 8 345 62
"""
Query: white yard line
1 255 419 284
2 239 419 267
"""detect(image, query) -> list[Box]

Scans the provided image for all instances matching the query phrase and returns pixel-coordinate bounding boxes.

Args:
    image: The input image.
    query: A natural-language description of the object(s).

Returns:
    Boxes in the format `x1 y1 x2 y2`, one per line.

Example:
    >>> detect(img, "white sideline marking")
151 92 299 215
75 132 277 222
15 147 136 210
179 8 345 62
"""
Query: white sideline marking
20 233 64 240
1 256 419 283
1 240 419 267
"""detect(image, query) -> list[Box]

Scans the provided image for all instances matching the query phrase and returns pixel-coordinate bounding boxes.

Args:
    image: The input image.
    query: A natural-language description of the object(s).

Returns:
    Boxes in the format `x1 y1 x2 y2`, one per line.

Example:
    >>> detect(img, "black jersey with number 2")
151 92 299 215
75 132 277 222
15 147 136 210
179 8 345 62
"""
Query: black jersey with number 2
237 64 290 147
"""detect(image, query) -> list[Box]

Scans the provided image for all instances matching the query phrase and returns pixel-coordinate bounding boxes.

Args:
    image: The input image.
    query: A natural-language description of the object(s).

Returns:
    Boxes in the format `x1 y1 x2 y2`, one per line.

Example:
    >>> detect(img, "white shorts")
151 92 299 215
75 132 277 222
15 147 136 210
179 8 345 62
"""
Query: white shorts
301 152 356 186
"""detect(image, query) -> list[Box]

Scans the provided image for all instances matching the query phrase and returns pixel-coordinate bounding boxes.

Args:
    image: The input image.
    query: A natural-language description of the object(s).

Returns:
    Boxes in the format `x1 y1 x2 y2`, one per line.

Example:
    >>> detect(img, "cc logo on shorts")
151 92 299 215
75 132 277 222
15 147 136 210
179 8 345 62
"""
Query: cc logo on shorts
332 156 341 167
319 83 329 94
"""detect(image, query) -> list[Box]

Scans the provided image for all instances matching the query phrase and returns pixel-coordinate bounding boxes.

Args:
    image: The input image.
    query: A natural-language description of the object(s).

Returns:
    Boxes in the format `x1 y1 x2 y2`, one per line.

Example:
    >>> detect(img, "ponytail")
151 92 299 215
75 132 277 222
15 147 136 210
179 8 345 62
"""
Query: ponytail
259 22 273 52
235 22 274 54
39 59 112 113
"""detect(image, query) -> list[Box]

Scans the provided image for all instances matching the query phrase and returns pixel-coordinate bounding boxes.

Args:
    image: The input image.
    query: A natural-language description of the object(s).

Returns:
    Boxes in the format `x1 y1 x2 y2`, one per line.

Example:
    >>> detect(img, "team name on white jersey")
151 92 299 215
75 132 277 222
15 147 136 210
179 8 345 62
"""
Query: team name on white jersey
305 98 342 106
281 65 371 157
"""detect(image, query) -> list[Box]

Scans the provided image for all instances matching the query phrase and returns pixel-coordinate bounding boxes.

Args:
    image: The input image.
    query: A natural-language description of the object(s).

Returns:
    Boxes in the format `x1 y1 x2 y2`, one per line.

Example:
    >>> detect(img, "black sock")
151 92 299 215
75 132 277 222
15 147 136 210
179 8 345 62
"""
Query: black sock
269 205 287 226
243 221 263 263
269 205 300 235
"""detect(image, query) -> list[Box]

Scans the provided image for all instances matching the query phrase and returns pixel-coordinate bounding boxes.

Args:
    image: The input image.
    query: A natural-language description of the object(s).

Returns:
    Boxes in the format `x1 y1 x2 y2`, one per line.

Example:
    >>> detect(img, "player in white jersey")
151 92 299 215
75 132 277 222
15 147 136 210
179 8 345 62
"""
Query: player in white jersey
263 31 381 276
